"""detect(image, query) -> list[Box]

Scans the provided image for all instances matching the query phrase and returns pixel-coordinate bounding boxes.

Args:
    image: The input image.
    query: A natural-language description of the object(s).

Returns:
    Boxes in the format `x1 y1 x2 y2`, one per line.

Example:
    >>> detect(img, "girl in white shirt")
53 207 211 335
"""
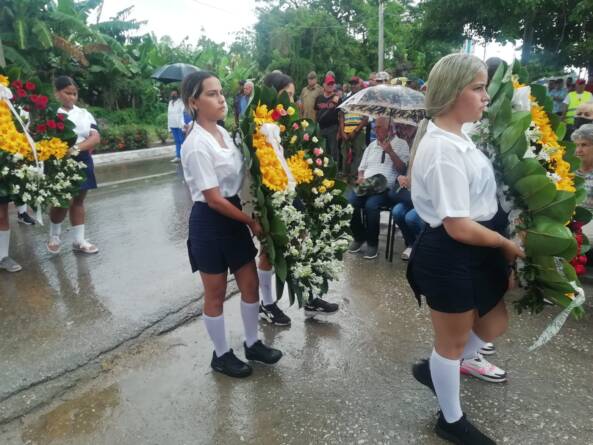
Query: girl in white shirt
180 71 282 378
407 54 524 444
47 76 100 255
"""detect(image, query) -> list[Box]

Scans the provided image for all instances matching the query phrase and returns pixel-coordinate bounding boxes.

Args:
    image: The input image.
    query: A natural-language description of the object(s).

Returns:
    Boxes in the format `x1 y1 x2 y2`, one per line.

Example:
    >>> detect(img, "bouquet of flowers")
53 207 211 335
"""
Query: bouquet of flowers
0 74 86 210
239 86 353 306
476 62 589 321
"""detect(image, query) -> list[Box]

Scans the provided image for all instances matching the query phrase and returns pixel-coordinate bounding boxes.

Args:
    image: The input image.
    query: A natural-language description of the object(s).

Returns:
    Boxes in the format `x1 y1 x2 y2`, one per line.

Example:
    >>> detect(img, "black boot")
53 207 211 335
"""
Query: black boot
435 412 496 445
210 349 252 378
244 340 283 364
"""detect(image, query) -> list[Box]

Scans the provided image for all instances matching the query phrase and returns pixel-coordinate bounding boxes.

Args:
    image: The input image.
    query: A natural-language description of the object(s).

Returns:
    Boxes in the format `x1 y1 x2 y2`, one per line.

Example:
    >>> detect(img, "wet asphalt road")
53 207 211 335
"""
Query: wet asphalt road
1 158 593 445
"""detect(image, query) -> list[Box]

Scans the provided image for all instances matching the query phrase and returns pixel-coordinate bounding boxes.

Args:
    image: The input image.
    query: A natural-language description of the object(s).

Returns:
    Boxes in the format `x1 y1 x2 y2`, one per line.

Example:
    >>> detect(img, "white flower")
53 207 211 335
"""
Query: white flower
312 137 318 143
512 85 531 112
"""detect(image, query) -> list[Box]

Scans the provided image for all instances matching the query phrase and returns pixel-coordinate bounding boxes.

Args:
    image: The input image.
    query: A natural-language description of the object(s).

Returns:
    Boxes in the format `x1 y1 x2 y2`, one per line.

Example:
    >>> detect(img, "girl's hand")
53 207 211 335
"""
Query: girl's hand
248 219 264 238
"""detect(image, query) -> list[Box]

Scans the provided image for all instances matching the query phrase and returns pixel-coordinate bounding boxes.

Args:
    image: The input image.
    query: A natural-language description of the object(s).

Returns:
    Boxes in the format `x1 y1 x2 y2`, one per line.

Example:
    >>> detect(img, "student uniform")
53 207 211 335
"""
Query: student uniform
58 105 99 191
182 123 257 274
407 121 509 316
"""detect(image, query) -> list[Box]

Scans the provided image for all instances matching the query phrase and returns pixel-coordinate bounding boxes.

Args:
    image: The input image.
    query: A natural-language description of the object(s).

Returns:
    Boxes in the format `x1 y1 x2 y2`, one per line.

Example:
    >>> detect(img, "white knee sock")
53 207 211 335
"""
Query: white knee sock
16 205 27 214
257 268 275 306
203 314 229 358
0 230 9 259
240 300 260 347
50 222 62 238
72 224 85 244
430 349 463 423
462 330 487 360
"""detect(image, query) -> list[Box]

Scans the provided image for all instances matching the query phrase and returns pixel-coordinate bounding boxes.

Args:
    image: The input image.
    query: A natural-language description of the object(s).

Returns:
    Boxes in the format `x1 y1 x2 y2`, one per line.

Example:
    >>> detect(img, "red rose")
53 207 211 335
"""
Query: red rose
36 124 47 134
57 113 65 121
575 234 583 244
574 264 586 275
11 80 23 89
271 109 281 121
16 88 26 98
578 255 588 265
35 95 48 110
56 122 64 131
47 119 57 129
25 81 36 91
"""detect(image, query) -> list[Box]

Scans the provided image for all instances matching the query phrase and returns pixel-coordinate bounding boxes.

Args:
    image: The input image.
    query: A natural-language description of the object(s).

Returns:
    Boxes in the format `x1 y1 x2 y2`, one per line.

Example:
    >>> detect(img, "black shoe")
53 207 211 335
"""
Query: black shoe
412 359 435 394
210 349 252 378
244 340 283 364
259 302 291 326
304 297 339 318
17 212 35 225
435 412 496 445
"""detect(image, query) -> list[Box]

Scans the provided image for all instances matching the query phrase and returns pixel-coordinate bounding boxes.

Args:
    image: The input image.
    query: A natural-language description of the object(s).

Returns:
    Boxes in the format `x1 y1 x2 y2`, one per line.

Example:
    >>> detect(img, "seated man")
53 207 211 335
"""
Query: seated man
389 175 425 260
347 117 408 259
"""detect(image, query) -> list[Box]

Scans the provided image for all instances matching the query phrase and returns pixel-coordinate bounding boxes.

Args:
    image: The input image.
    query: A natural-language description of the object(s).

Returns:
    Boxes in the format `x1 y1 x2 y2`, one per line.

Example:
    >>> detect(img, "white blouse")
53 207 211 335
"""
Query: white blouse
411 121 498 228
58 105 98 144
181 124 245 203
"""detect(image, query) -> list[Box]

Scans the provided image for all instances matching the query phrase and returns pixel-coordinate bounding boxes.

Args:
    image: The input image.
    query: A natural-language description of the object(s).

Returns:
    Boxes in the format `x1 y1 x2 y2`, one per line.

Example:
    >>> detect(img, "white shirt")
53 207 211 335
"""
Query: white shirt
411 121 498 228
167 99 185 129
358 136 409 186
181 124 245 203
58 105 98 144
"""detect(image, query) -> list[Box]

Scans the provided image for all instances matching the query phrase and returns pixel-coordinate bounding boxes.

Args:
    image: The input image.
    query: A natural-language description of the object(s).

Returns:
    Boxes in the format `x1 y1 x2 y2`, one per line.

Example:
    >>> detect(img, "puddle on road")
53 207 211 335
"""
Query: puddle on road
21 384 120 445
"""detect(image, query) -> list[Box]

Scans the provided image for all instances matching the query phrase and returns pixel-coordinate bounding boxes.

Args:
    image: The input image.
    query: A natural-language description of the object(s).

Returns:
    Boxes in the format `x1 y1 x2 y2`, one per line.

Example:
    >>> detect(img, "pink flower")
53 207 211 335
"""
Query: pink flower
313 147 323 156
315 158 323 166
292 123 299 130
303 133 310 141
280 109 287 116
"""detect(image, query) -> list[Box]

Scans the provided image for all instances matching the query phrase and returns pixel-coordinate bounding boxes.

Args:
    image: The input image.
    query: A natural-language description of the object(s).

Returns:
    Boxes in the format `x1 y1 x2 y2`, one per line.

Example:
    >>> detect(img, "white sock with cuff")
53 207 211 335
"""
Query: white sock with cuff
430 348 463 423
257 268 275 306
240 300 260 347
203 314 229 358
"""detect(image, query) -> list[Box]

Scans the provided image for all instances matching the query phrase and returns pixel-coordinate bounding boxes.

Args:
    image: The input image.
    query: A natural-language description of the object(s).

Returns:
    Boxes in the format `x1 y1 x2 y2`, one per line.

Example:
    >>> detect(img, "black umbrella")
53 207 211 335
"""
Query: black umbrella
151 63 200 83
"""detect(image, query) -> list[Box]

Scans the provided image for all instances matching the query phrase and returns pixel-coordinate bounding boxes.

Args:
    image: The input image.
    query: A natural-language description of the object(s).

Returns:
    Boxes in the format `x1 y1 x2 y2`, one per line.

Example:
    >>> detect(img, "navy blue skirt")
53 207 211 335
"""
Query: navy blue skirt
187 196 257 275
407 209 510 317
75 151 97 191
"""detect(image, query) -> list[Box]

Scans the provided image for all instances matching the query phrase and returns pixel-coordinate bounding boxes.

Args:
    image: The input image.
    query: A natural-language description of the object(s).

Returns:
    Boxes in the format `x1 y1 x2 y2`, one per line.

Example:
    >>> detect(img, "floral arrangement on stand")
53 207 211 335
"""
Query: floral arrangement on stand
0 74 86 211
239 86 353 306
476 61 589 326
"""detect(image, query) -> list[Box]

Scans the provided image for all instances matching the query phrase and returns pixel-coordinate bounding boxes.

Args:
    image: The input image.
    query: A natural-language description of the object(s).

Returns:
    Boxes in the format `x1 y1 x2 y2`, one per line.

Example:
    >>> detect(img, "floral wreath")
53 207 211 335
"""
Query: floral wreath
476 61 589 347
238 86 353 305
0 74 86 211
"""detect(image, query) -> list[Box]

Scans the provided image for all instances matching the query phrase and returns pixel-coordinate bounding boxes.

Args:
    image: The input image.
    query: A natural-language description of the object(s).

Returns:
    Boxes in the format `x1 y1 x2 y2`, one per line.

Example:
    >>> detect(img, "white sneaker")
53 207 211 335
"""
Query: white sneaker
460 353 507 383
0 256 22 272
479 342 496 356
170 157 181 163
47 236 62 254
73 240 99 254
401 247 412 261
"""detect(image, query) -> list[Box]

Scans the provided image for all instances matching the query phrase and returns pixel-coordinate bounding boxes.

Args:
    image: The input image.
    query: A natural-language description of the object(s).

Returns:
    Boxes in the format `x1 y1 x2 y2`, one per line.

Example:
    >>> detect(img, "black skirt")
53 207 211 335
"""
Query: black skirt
406 209 510 317
187 195 257 275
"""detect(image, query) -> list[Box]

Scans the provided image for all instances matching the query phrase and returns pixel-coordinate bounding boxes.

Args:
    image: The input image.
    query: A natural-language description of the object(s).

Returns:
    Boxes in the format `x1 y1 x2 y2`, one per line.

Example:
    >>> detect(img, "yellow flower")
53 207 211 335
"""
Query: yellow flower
279 124 286 133
253 103 274 126
252 131 288 191
287 150 313 184
290 135 297 144
322 179 335 189
275 104 284 111
301 120 309 129
287 107 295 116
319 186 327 193
313 168 324 177
0 75 8 87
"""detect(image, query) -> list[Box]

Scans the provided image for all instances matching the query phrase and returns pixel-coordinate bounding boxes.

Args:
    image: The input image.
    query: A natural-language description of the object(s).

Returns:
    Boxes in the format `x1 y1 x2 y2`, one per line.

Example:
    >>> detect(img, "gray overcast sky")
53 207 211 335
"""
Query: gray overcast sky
92 0 258 45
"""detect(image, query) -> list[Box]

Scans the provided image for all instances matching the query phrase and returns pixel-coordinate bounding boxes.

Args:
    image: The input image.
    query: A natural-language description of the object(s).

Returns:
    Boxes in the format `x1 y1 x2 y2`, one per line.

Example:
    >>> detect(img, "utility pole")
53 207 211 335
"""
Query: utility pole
378 0 384 71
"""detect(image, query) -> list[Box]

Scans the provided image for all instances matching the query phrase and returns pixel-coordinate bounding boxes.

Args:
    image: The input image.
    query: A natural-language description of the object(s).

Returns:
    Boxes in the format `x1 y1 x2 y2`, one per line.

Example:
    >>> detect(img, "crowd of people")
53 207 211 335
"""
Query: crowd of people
2 53 593 445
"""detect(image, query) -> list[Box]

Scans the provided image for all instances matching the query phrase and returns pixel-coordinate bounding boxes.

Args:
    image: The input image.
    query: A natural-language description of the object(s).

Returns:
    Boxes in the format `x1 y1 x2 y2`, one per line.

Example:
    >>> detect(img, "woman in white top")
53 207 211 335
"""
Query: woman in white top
47 76 100 255
406 54 524 445
180 71 282 378
168 87 185 162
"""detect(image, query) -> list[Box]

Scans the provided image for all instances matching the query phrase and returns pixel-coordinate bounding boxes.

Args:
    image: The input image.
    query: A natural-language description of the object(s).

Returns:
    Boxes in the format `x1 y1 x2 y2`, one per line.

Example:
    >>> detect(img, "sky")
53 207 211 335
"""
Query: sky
90 0 258 46
91 0 521 64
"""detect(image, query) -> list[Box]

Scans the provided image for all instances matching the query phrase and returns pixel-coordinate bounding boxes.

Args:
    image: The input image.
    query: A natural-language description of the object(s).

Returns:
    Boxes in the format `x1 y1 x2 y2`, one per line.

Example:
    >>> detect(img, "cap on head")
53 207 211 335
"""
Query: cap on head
307 71 317 80
324 75 336 85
